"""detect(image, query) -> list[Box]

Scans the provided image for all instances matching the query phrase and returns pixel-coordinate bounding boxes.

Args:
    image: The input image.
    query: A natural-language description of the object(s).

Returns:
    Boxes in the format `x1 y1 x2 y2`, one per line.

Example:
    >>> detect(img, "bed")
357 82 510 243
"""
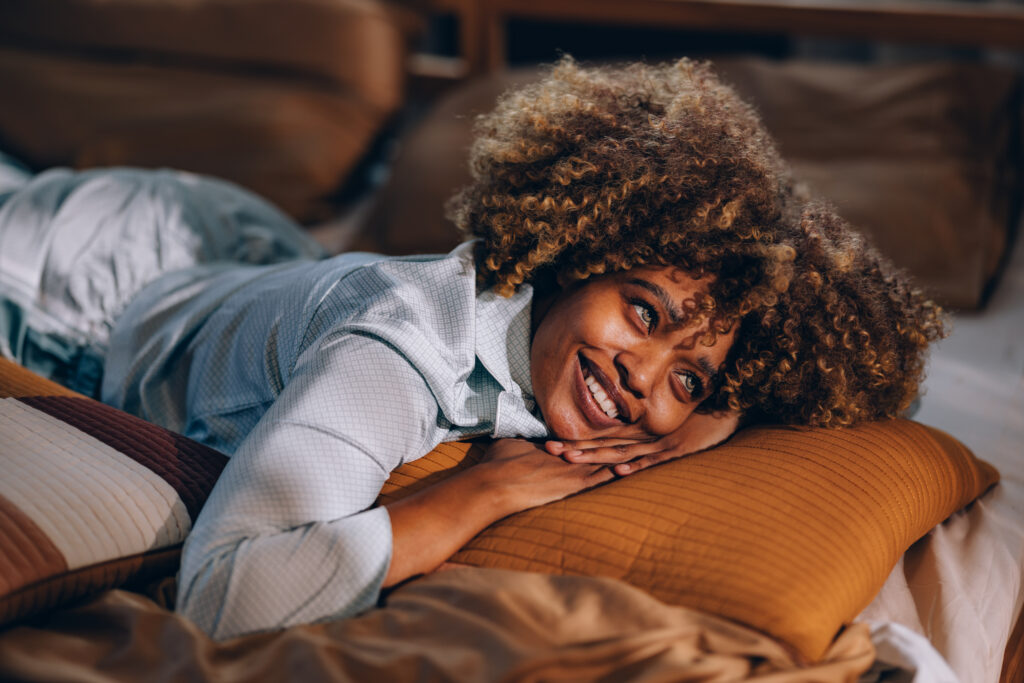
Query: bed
0 195 1021 681
0 316 1018 682
0 2 1023 680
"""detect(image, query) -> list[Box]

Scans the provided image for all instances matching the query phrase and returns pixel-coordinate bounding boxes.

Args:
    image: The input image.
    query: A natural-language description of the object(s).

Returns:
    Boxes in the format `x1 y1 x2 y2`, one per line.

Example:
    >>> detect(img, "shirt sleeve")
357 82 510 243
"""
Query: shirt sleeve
175 331 440 640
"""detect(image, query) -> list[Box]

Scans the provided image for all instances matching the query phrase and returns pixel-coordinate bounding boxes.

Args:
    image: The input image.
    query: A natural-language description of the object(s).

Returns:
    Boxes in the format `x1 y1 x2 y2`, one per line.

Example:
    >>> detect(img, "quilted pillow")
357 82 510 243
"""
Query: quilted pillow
377 422 999 662
0 358 227 626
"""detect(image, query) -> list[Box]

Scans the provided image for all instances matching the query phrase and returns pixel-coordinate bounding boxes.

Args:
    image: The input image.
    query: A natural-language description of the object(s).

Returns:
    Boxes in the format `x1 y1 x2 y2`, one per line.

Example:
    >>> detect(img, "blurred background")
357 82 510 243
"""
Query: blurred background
1 0 1023 311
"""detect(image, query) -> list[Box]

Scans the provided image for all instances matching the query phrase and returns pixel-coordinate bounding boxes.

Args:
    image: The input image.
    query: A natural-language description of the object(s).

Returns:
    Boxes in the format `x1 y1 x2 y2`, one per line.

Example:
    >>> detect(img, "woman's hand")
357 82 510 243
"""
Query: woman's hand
545 409 741 476
477 438 617 515
383 438 613 586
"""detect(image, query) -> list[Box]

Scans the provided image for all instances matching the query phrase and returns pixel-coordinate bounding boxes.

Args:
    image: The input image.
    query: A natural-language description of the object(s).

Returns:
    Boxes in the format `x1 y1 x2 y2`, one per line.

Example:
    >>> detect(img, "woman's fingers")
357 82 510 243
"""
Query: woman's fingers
546 437 647 453
545 438 654 461
546 409 744 470
556 439 666 464
480 439 616 510
611 449 679 475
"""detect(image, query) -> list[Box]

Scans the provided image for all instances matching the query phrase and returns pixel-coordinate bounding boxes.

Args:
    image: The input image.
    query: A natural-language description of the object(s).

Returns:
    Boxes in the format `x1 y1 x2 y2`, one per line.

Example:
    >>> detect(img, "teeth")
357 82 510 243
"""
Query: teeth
583 368 619 419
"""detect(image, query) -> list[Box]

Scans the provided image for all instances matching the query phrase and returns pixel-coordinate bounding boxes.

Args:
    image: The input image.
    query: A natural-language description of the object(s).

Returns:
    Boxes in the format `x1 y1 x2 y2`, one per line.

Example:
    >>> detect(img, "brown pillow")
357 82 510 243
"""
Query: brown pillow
0 0 421 107
0 358 227 627
377 421 998 662
0 0 422 223
716 58 1020 310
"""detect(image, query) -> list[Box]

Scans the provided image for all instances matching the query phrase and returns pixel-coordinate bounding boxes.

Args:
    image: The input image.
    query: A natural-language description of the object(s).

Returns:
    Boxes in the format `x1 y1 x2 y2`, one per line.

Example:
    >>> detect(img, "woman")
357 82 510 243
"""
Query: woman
0 58 943 639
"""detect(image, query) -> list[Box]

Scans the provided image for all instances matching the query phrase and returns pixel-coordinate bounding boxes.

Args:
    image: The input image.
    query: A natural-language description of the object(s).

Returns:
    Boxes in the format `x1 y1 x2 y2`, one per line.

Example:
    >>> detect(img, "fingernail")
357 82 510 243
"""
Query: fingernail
567 449 583 458
548 441 563 449
618 463 631 473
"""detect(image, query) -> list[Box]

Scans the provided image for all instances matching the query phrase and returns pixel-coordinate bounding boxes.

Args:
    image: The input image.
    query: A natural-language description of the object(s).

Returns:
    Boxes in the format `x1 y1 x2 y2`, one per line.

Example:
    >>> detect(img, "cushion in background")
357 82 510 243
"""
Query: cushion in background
0 0 420 113
0 357 228 627
358 59 1022 309
717 59 1022 311
0 0 422 223
377 422 999 662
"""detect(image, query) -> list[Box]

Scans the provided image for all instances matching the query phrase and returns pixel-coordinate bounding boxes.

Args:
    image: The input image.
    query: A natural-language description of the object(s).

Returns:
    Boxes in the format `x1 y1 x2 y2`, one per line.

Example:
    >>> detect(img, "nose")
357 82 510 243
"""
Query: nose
614 342 667 400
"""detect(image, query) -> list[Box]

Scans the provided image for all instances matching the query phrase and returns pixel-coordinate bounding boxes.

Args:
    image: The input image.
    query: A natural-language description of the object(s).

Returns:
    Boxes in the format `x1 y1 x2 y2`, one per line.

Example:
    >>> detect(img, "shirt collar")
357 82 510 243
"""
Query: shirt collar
474 283 536 407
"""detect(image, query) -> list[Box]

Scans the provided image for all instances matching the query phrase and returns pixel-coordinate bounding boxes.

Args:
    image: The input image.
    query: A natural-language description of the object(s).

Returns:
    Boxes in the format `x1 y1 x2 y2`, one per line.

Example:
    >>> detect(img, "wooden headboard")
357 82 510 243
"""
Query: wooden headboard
417 0 1024 77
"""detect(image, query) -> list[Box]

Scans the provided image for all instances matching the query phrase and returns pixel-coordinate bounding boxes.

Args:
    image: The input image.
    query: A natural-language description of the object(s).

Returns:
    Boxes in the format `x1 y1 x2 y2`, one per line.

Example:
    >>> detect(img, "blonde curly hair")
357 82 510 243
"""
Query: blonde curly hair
447 57 945 427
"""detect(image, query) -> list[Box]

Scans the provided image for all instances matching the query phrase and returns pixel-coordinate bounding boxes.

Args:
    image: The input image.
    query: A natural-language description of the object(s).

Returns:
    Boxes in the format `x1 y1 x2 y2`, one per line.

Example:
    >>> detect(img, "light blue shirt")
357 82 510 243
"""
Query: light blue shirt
104 241 548 639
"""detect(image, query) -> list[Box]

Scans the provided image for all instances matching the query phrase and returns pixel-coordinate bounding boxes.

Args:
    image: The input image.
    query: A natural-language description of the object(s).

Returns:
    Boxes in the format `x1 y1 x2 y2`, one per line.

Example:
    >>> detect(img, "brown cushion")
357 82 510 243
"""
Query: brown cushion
377 422 999 662
357 70 542 254
360 59 1022 309
0 0 420 112
716 59 1021 310
0 0 421 223
0 47 383 223
0 358 228 627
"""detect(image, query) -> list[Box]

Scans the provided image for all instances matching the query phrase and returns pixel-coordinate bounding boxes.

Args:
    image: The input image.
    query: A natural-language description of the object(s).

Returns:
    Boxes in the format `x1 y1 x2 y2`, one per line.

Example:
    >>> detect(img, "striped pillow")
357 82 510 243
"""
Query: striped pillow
0 359 227 626
378 421 999 662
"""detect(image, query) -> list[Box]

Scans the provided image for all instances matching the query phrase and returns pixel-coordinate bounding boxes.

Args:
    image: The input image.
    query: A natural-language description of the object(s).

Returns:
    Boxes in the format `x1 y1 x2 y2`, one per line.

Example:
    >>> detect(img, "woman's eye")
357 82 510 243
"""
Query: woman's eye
632 302 656 331
676 371 703 398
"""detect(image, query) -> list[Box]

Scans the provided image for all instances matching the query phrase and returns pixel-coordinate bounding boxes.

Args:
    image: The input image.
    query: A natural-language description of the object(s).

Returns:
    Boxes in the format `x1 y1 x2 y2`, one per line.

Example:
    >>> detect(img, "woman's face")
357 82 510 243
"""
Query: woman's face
530 266 735 441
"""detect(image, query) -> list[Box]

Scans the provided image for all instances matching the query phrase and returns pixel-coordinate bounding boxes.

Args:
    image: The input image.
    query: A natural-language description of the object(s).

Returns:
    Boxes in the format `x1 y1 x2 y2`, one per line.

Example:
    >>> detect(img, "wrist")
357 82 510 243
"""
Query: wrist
454 460 520 521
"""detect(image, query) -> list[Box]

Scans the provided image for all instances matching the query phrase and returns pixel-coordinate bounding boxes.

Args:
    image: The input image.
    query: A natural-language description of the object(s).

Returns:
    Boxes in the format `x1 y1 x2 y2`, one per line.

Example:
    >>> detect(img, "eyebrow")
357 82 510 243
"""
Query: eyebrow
626 277 721 380
626 278 686 326
696 356 720 382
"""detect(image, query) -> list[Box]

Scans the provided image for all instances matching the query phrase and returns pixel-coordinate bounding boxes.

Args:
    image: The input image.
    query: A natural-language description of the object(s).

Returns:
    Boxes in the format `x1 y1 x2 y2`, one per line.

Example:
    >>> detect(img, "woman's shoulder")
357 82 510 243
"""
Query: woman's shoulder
313 242 479 319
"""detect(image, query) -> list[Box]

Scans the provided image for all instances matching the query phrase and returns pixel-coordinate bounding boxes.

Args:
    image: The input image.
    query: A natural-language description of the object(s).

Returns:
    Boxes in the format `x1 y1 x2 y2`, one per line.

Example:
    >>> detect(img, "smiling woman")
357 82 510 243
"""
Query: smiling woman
530 267 736 441
0 56 944 641
451 57 945 433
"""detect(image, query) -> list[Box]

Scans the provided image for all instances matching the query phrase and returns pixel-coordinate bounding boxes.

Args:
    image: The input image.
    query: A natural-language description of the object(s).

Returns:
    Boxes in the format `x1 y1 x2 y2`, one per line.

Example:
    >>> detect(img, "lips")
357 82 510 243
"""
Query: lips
576 353 631 426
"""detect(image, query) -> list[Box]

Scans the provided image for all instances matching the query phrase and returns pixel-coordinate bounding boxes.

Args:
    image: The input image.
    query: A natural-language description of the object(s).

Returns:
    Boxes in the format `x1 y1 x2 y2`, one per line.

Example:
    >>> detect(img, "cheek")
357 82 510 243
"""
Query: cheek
642 393 698 437
530 326 572 413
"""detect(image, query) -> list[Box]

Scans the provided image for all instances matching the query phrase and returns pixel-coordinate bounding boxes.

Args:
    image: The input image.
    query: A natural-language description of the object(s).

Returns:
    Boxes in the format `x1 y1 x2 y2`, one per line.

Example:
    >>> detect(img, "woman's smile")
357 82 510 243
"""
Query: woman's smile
530 266 736 441
575 352 628 427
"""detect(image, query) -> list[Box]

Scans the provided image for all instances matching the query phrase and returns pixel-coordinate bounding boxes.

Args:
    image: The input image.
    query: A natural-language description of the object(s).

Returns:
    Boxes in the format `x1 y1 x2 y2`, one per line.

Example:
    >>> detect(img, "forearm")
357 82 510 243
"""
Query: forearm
383 463 511 586
384 438 616 586
178 507 393 639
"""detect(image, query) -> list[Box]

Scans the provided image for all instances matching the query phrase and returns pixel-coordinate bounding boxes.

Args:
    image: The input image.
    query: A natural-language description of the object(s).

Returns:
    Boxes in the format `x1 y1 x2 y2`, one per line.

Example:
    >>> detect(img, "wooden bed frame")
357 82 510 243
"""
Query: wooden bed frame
413 0 1024 77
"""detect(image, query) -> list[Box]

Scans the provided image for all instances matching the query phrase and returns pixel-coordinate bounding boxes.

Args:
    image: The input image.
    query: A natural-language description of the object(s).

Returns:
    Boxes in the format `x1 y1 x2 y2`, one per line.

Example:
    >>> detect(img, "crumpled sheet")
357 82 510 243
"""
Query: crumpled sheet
0 164 325 354
0 567 874 683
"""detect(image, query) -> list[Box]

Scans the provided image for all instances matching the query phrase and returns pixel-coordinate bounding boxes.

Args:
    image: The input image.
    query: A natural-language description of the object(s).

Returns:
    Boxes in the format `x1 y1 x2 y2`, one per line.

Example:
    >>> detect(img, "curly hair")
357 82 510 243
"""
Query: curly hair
446 57 945 428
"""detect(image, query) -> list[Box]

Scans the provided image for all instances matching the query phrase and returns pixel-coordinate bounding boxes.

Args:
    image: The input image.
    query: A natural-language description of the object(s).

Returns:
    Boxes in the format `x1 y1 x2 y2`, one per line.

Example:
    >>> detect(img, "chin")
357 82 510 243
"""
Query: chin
540 404 585 441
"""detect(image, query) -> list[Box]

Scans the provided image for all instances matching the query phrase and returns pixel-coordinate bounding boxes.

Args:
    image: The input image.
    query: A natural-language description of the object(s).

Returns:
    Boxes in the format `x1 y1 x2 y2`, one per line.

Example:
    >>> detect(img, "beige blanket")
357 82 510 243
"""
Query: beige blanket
0 567 873 682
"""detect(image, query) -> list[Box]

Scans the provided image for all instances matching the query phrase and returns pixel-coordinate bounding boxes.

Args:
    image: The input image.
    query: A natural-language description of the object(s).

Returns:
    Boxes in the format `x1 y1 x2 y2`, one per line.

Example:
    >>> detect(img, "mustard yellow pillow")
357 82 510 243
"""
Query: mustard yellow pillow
377 421 998 662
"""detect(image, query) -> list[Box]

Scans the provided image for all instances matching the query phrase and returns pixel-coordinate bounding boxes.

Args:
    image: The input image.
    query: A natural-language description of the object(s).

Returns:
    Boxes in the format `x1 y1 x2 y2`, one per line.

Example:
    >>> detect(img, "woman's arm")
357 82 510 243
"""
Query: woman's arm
176 334 447 639
384 439 614 586
176 333 613 639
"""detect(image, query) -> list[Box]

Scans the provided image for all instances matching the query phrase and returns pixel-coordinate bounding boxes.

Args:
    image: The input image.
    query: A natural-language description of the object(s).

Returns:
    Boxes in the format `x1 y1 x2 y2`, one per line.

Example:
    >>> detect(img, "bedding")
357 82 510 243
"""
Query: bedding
378 425 997 663
0 356 1007 675
0 0 420 108
0 165 326 365
0 569 878 682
